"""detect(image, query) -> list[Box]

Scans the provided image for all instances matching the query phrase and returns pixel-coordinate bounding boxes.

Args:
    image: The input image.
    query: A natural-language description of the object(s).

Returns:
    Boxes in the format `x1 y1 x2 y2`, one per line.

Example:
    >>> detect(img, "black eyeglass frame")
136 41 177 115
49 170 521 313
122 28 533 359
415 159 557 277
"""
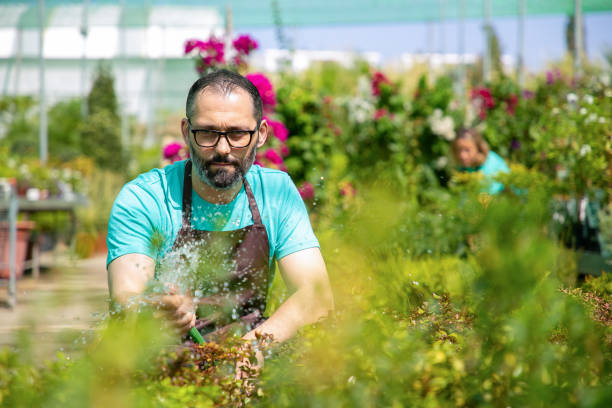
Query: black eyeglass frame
187 118 259 148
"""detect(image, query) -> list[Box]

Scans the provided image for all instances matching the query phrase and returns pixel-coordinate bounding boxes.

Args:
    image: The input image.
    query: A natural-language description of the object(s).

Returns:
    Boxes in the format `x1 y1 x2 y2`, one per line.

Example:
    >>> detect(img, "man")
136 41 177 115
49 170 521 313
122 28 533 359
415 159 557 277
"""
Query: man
107 69 333 357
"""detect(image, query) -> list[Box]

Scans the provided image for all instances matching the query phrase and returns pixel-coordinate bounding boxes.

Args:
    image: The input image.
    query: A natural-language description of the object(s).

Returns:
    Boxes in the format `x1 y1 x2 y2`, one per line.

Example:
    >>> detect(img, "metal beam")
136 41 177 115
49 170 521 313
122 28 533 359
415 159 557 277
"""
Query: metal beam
38 0 48 164
517 0 525 87
574 0 583 77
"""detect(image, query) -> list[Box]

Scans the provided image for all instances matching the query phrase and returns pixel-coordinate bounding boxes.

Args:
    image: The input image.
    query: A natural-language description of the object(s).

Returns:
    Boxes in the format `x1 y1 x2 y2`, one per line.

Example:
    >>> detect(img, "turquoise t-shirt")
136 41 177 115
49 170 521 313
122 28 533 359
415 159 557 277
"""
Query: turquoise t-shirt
106 160 319 270
461 151 510 194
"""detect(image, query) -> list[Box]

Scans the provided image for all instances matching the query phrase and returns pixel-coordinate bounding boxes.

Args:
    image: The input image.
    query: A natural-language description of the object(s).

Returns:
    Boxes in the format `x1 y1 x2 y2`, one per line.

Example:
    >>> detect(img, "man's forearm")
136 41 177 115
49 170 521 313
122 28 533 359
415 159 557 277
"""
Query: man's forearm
243 282 333 343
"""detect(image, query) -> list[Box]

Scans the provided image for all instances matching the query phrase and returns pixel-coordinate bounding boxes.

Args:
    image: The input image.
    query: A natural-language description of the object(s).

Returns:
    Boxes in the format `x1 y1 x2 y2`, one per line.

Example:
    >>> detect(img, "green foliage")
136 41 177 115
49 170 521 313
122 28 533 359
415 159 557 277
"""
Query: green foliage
80 63 124 171
48 98 85 161
79 109 125 172
87 63 119 121
0 95 38 157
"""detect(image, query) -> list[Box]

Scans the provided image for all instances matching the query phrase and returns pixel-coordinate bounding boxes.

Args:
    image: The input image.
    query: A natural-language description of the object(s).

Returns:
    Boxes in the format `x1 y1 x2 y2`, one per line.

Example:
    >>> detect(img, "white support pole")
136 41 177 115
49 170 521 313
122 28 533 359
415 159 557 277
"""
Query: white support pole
80 0 89 118
574 0 583 77
458 0 466 101
38 0 47 164
439 0 446 57
120 0 129 151
482 0 491 83
517 0 525 87
427 19 435 69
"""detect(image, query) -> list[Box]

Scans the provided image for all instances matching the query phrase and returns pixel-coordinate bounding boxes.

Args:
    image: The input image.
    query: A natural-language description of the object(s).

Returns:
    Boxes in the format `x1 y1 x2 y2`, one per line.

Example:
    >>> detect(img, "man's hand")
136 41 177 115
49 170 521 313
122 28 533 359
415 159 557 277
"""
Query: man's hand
156 285 196 336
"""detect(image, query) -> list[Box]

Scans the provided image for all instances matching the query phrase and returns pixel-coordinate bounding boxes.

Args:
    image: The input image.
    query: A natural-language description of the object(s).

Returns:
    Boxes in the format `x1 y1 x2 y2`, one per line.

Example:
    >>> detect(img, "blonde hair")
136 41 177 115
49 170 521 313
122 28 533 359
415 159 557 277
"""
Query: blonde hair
452 128 490 166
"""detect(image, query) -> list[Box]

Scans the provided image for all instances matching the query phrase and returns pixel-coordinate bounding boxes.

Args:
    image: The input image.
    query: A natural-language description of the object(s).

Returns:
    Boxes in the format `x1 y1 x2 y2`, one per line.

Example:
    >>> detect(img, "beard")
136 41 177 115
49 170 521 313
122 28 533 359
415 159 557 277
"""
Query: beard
189 140 257 190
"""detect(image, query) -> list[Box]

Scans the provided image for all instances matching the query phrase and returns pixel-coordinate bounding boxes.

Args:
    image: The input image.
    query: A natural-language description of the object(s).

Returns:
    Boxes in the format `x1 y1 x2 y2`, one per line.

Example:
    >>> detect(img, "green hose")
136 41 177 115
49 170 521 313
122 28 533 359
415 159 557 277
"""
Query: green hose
189 326 205 345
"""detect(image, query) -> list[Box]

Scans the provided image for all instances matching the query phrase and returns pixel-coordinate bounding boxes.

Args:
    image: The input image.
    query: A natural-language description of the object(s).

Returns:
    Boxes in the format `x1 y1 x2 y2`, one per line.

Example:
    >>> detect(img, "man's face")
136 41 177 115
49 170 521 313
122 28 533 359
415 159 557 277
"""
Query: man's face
185 88 261 190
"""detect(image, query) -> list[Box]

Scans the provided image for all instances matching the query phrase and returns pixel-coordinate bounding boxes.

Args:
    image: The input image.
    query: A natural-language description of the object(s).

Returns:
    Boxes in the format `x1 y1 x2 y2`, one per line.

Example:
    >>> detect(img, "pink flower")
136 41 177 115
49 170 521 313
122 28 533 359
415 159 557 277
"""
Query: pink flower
264 148 283 165
280 144 290 157
246 73 277 111
233 34 258 55
298 182 315 200
266 117 289 142
163 142 183 159
184 39 207 54
340 181 356 198
371 71 391 96
163 142 187 163
522 89 534 99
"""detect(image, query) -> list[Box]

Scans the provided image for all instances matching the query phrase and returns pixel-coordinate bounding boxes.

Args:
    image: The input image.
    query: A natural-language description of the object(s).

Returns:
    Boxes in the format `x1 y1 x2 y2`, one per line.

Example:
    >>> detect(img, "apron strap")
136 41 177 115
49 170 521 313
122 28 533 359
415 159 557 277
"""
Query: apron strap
243 179 263 226
182 160 193 228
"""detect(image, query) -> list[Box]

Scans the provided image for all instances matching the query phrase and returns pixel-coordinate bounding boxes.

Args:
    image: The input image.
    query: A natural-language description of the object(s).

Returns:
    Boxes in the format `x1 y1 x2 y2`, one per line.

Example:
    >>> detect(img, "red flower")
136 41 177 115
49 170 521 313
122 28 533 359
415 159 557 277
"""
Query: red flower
471 87 495 120
246 73 277 112
373 108 389 120
506 94 518 116
298 182 315 200
371 71 391 96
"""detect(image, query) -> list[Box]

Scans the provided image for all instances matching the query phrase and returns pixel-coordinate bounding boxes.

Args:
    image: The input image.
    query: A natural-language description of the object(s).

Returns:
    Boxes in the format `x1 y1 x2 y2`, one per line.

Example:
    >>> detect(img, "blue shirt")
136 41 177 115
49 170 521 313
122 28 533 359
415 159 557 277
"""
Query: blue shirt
461 151 510 194
106 160 319 271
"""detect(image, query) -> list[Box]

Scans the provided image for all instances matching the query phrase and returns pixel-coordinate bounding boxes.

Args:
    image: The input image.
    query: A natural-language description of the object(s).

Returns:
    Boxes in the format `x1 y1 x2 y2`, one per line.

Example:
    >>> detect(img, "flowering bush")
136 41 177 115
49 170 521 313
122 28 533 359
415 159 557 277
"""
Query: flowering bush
184 34 258 74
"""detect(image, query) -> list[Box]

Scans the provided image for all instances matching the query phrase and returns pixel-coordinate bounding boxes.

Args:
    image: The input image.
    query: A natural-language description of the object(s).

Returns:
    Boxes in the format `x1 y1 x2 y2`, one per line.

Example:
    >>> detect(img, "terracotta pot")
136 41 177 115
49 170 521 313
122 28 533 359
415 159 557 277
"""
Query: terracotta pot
0 221 36 279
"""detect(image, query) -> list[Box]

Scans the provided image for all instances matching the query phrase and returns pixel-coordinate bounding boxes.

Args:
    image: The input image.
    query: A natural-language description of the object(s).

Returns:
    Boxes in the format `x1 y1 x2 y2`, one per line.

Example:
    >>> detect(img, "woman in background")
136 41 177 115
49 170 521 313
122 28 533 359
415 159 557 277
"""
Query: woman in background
452 128 510 194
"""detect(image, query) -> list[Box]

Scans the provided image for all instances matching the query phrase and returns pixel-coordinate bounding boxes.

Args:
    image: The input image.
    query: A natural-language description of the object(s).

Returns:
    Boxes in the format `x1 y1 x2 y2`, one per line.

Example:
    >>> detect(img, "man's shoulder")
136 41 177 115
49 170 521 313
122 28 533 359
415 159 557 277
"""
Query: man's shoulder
127 160 185 191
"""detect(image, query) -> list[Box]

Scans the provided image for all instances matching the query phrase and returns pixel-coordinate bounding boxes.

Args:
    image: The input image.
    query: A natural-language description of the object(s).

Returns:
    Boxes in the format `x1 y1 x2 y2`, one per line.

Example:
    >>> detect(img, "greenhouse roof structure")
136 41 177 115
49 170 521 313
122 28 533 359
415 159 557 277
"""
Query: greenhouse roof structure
1 0 612 29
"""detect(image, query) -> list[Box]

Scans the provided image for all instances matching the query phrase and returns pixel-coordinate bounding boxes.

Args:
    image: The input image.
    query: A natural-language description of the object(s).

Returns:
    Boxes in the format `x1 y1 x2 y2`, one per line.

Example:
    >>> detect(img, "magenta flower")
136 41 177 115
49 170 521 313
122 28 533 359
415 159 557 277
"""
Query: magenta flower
280 144 290 157
522 89 534 99
233 34 258 55
266 117 289 142
184 39 207 54
264 148 283 165
163 142 183 159
246 73 277 111
298 182 315 201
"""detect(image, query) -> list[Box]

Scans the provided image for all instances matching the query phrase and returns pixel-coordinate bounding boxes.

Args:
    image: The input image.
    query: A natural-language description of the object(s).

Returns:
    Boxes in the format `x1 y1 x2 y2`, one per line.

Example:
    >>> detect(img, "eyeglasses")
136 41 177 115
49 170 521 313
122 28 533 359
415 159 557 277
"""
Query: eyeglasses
187 119 258 148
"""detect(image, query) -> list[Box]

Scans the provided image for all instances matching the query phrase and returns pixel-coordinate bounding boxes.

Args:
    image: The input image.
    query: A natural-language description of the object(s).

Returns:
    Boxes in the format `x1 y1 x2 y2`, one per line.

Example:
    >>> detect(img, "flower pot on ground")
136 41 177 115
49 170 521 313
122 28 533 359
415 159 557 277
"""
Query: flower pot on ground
0 220 36 279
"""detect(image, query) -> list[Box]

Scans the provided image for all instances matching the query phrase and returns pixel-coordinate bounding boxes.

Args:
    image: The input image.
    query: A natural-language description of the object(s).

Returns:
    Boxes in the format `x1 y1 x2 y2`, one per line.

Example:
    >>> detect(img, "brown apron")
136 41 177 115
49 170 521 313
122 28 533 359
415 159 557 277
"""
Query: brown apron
168 160 270 343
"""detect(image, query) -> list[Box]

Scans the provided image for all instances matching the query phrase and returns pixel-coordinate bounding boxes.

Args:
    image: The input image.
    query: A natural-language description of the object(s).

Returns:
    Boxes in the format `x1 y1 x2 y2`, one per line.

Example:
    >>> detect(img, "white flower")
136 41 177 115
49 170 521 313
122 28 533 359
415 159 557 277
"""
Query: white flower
434 156 449 169
605 89 612 98
599 117 607 124
566 93 578 104
579 144 591 157
586 113 597 123
552 107 560 115
347 97 375 124
429 109 455 141
579 107 587 115
583 94 594 104
356 76 371 98
601 74 610 87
